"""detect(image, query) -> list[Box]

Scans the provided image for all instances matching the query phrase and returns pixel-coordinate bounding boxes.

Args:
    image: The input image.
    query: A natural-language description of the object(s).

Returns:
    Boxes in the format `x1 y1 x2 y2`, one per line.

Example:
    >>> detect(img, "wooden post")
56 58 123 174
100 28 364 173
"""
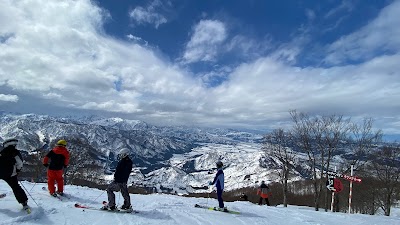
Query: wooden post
348 165 353 214
331 166 336 212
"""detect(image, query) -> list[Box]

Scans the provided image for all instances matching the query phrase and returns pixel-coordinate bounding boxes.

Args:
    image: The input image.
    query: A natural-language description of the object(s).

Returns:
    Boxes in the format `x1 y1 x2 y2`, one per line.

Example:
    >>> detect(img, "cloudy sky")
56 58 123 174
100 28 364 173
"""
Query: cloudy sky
0 0 399 136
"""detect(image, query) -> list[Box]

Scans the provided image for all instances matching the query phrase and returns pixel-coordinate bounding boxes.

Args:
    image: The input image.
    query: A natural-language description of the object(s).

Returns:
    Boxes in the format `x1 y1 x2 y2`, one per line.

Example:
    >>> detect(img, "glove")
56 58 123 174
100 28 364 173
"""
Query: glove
208 181 213 185
43 164 49 168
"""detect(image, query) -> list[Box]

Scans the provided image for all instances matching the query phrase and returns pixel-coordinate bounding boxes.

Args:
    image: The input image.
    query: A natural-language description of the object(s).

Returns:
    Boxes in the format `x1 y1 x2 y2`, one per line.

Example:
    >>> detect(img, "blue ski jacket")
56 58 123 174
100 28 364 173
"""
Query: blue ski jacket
211 168 224 191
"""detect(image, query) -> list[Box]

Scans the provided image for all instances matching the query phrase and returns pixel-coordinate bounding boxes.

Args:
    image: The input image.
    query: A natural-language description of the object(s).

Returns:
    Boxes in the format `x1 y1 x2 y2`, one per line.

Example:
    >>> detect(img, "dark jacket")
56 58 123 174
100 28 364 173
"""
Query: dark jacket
211 168 224 191
43 146 70 170
0 145 23 179
114 156 132 183
257 183 270 198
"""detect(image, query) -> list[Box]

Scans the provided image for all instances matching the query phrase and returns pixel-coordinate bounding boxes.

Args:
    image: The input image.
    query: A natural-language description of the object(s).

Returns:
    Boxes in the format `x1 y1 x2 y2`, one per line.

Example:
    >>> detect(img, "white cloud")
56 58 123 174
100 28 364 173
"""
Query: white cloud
270 32 310 64
206 54 400 130
0 0 399 135
324 0 354 19
129 0 168 29
225 35 272 59
0 0 203 121
126 34 148 46
305 9 316 21
324 0 400 65
0 94 18 102
182 20 227 63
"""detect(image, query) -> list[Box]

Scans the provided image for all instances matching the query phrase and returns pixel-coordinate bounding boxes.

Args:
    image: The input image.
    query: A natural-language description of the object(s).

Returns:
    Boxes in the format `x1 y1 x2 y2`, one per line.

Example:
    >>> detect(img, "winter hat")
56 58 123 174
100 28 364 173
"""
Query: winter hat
118 148 129 159
56 139 67 146
3 138 18 148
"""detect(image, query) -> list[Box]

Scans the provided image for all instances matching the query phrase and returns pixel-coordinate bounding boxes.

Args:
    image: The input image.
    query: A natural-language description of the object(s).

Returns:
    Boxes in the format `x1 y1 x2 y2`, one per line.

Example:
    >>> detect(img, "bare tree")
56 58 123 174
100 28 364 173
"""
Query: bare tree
346 118 383 171
263 128 296 207
290 110 324 211
316 115 351 211
367 145 400 216
290 110 352 211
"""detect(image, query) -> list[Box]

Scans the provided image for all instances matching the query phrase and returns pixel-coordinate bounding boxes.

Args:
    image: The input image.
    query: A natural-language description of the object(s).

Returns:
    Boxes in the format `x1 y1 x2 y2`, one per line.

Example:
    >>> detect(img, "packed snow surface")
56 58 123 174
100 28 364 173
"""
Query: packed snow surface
0 181 399 225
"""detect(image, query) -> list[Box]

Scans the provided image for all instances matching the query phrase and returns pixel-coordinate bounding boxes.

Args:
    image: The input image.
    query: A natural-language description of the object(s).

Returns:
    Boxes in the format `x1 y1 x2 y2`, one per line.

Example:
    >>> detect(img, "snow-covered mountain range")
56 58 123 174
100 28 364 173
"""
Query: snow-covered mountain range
0 112 300 193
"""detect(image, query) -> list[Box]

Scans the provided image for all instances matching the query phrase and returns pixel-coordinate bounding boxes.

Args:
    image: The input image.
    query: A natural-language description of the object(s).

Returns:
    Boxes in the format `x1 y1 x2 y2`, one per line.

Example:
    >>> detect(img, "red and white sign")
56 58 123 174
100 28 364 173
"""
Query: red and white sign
342 174 362 183
333 178 343 193
325 171 362 183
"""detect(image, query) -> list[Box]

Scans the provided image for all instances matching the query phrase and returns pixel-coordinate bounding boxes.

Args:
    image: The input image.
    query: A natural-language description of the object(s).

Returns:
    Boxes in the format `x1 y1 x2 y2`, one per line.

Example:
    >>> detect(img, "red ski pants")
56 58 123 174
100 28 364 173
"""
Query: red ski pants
47 170 64 194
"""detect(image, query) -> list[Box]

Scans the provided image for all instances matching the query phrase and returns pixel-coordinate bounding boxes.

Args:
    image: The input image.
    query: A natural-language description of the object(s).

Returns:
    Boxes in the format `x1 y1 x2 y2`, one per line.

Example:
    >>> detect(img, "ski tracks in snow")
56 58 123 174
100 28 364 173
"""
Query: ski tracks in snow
0 206 46 225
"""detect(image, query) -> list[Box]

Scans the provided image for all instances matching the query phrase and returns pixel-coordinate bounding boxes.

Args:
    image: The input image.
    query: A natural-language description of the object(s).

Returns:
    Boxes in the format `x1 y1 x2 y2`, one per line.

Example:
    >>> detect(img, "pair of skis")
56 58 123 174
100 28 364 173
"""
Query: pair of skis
74 202 139 214
40 187 136 214
194 204 240 214
42 186 70 201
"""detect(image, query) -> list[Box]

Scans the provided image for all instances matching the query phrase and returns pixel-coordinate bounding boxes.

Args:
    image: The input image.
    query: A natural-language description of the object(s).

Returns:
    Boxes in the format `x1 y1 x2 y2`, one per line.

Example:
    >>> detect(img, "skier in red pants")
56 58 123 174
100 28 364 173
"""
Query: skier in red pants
43 139 70 197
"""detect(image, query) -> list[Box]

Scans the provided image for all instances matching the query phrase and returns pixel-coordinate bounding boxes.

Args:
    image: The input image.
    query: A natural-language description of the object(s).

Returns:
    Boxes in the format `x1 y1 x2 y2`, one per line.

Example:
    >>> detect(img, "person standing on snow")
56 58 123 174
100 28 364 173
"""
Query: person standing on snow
43 139 70 197
209 160 226 211
102 148 133 211
240 192 248 201
0 138 30 211
257 181 271 206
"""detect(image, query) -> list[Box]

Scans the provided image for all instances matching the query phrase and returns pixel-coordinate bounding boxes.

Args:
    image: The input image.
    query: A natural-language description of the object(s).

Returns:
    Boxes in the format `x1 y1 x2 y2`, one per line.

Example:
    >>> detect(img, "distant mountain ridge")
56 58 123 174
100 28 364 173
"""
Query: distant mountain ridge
0 112 279 193
4 112 392 194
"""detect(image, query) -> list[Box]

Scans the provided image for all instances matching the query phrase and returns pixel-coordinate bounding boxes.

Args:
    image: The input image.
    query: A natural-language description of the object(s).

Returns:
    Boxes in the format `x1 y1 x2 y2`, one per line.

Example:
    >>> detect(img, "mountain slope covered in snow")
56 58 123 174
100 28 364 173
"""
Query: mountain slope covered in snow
0 181 398 225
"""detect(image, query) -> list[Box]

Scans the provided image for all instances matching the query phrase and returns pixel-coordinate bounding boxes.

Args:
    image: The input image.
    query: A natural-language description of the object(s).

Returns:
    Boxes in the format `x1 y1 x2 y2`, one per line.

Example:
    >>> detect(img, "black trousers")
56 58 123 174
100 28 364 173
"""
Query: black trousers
2 175 28 204
217 188 224 208
258 197 270 206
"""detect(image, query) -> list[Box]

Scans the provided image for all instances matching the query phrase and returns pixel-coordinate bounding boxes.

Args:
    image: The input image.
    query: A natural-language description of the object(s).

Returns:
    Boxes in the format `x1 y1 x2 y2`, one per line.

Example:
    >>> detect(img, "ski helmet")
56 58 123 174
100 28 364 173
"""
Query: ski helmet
3 138 18 148
216 160 223 168
118 148 129 159
56 139 67 146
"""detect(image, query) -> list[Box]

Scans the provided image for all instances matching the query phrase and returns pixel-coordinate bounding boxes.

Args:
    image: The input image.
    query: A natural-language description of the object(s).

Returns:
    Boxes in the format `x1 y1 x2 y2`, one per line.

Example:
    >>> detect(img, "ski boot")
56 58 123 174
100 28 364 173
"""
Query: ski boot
101 205 117 211
215 207 228 212
22 201 31 214
120 204 133 212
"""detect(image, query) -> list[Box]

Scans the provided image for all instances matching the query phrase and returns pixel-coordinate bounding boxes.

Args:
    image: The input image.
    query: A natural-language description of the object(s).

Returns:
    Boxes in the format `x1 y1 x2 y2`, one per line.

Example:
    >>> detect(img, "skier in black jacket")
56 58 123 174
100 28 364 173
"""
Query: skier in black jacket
0 138 29 211
102 148 133 211
257 181 271 206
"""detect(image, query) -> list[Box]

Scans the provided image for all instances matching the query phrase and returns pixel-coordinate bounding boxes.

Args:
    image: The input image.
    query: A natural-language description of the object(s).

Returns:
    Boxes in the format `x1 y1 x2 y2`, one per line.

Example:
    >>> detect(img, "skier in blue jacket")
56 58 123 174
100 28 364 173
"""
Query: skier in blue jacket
209 161 226 211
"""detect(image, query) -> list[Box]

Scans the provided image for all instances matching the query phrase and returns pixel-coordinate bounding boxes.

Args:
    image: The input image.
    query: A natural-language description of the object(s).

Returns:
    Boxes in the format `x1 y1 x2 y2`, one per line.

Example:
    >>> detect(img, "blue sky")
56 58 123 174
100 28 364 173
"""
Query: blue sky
98 0 388 70
0 0 399 137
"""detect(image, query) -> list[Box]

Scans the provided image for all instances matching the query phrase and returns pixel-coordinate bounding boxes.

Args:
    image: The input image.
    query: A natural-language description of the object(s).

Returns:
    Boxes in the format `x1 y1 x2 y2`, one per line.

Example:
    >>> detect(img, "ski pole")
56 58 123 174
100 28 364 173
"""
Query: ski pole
207 185 213 206
19 181 39 207
117 190 121 206
29 177 37 192
93 189 106 202
206 188 210 206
